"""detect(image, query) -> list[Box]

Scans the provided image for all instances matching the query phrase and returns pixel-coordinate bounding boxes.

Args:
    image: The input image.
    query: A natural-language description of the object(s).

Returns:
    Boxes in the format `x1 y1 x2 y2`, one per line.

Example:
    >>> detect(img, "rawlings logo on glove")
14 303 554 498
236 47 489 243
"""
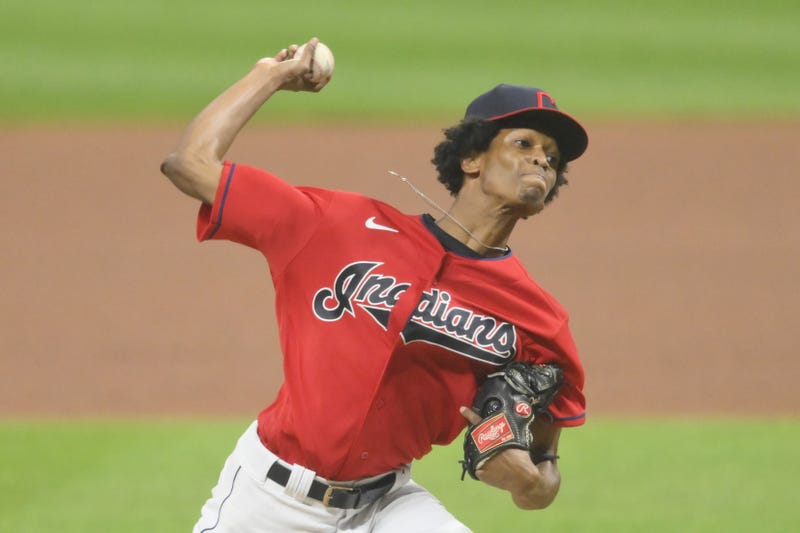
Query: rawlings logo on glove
460 362 563 480
473 414 514 452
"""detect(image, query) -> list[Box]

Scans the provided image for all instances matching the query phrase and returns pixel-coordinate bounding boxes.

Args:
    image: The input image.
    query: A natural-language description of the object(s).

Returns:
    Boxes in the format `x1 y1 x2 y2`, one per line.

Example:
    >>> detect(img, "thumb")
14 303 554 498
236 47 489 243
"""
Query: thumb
460 406 482 425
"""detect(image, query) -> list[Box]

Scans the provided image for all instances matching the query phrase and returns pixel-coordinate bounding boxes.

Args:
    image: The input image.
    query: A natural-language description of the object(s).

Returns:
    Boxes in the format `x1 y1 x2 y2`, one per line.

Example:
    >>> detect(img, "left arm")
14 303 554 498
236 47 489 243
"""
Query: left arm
460 408 561 509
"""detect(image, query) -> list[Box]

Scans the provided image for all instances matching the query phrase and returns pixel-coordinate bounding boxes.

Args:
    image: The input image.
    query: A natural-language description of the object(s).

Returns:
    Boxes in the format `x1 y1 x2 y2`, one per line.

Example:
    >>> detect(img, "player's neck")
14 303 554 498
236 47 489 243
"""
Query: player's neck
388 169 512 256
435 203 513 257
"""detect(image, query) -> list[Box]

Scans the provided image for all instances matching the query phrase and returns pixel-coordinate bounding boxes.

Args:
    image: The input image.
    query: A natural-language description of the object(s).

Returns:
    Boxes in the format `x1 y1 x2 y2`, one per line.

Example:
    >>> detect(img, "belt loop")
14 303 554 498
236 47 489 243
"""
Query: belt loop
285 464 316 500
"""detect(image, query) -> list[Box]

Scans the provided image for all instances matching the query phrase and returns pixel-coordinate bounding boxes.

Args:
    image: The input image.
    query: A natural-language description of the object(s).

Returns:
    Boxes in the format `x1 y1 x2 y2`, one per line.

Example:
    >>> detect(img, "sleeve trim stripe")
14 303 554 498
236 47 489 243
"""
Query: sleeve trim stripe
207 163 236 240
552 412 586 422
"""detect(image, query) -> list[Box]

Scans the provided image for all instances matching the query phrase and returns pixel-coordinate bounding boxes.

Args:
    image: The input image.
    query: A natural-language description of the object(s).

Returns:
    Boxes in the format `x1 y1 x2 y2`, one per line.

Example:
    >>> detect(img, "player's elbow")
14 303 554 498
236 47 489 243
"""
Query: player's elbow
514 489 558 510
160 154 178 182
512 470 560 510
160 152 219 204
161 152 190 185
160 152 194 196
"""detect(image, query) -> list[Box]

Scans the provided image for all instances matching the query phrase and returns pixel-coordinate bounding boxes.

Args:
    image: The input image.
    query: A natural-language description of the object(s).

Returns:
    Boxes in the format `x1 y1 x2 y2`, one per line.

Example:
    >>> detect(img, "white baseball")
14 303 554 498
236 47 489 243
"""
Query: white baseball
294 42 335 77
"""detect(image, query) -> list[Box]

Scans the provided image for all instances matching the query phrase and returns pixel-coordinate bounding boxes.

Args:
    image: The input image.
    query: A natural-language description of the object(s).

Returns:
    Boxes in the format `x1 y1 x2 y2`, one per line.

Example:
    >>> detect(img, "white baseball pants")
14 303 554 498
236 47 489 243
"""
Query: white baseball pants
192 421 472 533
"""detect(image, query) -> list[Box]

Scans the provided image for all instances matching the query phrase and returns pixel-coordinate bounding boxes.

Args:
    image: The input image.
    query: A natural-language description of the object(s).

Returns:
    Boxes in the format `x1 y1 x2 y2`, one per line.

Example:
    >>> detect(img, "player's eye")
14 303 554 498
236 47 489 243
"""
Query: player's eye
514 139 531 148
546 154 559 166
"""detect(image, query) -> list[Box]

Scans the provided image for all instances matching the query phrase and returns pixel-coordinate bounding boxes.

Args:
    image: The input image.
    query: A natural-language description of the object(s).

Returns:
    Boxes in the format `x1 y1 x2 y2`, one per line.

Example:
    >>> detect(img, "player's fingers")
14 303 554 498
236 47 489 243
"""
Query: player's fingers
302 37 319 58
459 406 482 425
309 74 332 92
295 38 318 65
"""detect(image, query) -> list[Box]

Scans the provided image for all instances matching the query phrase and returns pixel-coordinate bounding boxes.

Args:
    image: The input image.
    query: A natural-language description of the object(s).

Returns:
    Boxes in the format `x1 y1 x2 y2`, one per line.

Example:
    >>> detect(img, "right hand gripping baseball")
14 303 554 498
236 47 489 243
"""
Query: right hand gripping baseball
460 362 563 480
256 38 331 93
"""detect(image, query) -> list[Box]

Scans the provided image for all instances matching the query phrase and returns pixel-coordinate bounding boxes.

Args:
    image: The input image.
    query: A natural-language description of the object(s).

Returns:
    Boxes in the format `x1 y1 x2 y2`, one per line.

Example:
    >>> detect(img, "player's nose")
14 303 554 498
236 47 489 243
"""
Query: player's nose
530 147 550 169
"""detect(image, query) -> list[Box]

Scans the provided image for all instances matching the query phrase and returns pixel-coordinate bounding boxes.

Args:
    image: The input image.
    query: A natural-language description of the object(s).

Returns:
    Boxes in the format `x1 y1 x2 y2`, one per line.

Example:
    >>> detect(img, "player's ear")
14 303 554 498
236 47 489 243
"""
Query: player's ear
460 154 482 176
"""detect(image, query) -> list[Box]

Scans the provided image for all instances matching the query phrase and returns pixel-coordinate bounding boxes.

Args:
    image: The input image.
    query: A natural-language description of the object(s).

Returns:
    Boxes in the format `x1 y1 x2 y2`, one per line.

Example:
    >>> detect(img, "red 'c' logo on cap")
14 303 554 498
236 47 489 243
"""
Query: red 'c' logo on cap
514 402 532 417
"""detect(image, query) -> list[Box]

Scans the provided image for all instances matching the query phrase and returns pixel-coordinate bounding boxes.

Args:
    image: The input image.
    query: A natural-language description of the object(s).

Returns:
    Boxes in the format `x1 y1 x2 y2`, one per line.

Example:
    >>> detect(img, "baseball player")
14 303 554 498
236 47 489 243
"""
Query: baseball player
161 38 587 532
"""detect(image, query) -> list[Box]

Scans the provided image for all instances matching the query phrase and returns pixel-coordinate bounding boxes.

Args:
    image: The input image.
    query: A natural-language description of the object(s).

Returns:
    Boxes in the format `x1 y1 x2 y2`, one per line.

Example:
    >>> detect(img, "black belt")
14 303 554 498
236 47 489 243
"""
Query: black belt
266 461 396 509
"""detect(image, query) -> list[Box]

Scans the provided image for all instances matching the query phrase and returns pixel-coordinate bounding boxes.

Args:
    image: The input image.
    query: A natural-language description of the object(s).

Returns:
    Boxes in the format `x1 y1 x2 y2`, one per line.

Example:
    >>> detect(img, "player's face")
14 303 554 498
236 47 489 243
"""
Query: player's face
468 128 561 217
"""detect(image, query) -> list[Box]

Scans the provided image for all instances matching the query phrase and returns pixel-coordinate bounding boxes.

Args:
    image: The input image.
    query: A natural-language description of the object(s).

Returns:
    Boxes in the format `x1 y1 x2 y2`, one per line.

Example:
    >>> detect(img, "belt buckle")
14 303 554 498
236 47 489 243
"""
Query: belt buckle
322 484 357 507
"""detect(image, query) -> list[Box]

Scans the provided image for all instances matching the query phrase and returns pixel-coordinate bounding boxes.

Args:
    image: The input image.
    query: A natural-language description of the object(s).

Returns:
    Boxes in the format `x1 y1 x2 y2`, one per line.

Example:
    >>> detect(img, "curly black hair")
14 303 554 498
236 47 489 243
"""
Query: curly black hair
431 118 569 204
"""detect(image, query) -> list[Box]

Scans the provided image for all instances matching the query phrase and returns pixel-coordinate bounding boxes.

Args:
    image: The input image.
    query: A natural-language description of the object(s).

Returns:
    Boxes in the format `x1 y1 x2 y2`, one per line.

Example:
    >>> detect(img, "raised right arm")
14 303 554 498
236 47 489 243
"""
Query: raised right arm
160 38 331 204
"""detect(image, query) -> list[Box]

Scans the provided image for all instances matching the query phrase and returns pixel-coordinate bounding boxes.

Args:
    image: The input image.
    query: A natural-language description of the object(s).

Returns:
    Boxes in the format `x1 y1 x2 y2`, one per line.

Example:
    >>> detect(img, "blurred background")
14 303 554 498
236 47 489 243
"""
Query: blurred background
2 0 798 123
1 1 798 531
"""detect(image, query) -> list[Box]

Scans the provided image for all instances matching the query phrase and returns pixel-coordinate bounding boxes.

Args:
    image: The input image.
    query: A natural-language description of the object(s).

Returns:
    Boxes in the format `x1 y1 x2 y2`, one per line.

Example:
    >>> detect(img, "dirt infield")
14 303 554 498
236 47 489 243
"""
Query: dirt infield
1 123 798 417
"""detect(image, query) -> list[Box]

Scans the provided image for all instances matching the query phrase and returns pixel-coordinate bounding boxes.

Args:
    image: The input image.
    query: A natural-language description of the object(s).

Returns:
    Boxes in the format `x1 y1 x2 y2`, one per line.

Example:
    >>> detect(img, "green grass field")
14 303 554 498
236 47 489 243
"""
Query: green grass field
2 0 799 122
1 419 797 532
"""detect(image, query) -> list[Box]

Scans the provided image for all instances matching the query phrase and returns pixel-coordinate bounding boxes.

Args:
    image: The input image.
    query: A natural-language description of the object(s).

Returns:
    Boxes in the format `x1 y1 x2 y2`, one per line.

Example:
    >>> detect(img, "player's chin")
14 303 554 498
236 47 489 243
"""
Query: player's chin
518 189 547 217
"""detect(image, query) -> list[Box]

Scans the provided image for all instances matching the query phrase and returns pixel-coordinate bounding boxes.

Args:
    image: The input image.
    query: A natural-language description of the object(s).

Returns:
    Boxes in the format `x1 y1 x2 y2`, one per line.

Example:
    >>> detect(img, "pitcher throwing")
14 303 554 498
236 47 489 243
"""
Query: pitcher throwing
160 37 588 533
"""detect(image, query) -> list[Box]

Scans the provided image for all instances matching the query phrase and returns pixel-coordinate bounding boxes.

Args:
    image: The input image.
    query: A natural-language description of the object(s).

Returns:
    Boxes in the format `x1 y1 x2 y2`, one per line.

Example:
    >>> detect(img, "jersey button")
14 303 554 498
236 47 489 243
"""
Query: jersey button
376 399 386 409
360 452 369 460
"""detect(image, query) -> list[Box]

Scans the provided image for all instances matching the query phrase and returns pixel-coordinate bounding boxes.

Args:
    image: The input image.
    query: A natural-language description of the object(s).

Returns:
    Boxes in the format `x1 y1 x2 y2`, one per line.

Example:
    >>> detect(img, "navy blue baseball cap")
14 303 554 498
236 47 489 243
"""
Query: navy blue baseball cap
464 84 589 162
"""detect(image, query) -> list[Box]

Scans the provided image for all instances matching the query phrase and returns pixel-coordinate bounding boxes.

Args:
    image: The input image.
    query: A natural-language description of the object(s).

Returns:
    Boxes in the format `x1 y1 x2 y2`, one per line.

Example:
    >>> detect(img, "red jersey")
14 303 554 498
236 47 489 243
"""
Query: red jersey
197 162 585 480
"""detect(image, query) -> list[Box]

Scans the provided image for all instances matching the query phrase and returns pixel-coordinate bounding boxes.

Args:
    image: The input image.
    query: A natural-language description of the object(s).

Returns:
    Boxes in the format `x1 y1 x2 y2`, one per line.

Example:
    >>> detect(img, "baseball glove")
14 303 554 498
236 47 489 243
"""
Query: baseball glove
460 362 563 480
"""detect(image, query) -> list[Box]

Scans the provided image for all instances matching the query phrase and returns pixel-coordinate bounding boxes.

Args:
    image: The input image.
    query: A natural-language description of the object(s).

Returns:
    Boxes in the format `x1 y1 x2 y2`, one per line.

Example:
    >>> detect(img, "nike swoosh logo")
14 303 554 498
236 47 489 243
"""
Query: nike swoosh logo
365 216 399 233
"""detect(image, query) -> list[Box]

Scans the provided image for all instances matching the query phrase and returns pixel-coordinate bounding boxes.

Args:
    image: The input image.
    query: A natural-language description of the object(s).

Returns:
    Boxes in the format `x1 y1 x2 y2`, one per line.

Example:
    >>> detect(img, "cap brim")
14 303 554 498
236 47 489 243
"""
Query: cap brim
491 108 588 162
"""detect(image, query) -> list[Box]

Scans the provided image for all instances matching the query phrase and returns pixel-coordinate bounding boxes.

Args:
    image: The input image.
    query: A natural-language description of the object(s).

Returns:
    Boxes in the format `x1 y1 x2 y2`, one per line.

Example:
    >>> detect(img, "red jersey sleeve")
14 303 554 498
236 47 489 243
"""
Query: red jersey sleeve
196 162 332 274
520 320 586 427
547 321 586 427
